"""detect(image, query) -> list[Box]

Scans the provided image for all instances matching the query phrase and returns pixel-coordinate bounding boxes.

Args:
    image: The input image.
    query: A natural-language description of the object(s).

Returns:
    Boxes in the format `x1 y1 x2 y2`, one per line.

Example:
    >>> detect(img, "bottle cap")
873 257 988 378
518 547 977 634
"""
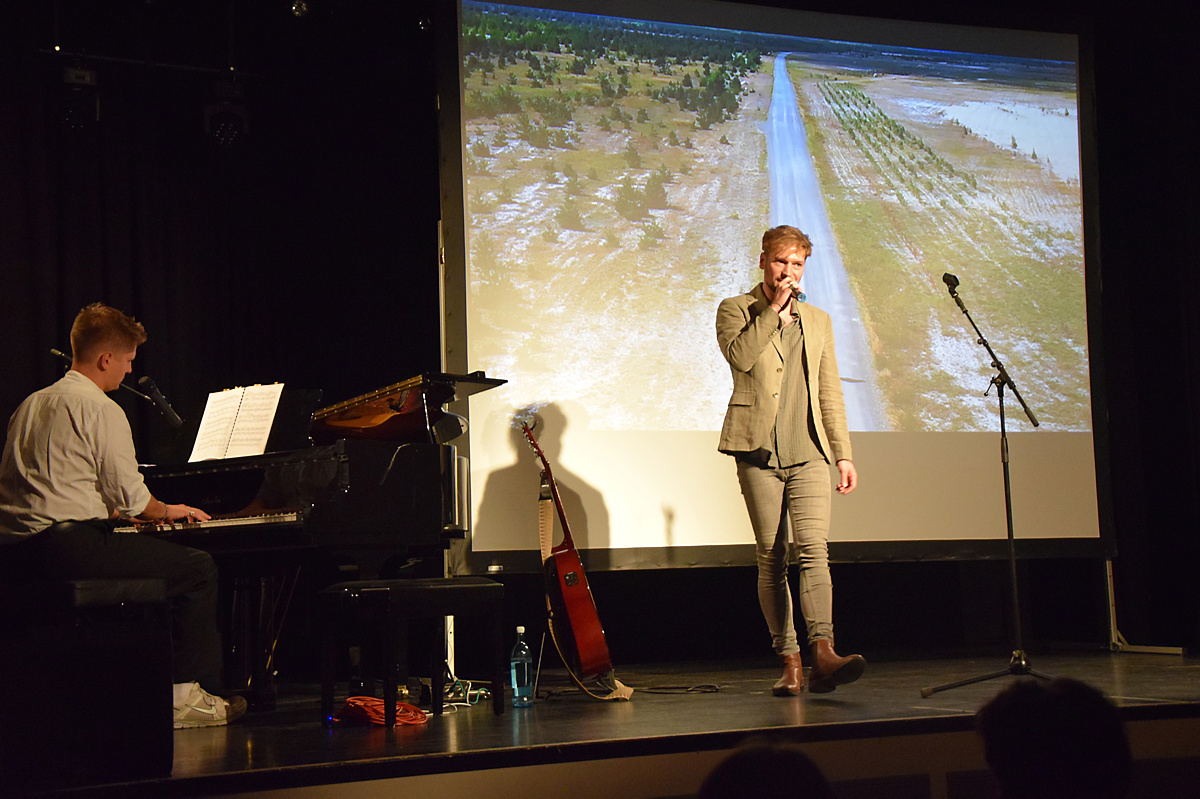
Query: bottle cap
516 625 525 634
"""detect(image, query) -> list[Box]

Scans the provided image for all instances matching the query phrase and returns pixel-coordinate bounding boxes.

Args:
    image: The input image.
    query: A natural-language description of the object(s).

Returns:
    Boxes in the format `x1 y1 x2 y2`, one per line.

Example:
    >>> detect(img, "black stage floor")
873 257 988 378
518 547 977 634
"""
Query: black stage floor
28 652 1200 798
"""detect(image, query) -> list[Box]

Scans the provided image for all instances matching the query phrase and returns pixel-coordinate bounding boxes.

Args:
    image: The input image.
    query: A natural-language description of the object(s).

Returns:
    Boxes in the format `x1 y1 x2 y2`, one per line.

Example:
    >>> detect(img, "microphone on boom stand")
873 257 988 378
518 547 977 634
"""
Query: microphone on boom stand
49 347 156 405
138 376 184 428
921 272 1049 697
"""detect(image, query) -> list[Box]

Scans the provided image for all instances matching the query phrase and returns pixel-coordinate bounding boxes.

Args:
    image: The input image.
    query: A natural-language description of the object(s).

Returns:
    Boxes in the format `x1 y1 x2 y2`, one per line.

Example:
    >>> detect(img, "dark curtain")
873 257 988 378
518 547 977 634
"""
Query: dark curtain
1 0 442 461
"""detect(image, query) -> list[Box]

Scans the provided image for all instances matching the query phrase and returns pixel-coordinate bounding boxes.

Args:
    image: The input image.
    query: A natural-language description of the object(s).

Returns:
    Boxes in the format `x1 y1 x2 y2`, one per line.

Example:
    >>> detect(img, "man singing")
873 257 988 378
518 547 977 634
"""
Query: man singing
716 226 866 695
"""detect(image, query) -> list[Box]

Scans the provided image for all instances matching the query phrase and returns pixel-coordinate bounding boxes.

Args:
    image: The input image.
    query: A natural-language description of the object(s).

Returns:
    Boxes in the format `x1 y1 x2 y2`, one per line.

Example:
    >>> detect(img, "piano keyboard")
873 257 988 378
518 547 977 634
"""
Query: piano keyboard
114 511 302 535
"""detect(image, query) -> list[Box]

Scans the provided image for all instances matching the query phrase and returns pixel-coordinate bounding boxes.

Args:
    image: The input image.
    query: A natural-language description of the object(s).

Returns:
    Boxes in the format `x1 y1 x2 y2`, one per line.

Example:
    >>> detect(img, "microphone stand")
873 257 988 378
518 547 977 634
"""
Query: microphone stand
920 275 1051 698
50 348 154 404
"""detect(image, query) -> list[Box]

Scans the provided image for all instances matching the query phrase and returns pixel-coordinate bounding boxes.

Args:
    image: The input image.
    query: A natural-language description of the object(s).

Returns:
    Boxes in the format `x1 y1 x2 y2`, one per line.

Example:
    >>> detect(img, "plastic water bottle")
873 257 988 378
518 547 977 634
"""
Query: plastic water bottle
510 625 534 708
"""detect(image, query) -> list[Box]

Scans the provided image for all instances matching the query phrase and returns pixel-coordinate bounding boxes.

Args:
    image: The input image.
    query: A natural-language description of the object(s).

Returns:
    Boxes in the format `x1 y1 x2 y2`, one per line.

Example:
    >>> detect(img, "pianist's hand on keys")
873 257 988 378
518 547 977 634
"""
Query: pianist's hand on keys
113 511 304 535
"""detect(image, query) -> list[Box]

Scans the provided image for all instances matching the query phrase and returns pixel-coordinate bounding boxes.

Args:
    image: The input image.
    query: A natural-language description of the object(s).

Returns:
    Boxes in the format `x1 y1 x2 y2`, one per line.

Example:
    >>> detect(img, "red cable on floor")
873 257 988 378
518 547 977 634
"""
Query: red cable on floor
334 696 428 726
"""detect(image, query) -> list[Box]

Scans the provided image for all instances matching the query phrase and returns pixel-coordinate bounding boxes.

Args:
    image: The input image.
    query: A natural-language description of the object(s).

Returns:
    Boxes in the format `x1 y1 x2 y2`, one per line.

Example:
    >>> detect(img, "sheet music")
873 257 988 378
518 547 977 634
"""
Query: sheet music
189 384 285 461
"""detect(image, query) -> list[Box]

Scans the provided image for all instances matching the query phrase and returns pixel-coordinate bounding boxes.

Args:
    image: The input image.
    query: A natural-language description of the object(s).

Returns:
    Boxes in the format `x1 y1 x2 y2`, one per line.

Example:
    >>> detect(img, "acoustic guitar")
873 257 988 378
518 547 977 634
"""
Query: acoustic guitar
521 423 613 681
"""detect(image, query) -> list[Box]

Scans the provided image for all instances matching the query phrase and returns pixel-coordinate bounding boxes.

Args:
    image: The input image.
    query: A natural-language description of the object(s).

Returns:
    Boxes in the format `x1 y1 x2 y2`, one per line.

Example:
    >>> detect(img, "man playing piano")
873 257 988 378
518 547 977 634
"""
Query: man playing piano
0 303 246 728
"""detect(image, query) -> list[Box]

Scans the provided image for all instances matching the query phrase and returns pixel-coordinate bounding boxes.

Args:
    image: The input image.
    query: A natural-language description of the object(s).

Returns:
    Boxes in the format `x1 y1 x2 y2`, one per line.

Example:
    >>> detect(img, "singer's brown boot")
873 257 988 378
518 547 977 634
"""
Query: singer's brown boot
807 639 866 694
772 652 805 696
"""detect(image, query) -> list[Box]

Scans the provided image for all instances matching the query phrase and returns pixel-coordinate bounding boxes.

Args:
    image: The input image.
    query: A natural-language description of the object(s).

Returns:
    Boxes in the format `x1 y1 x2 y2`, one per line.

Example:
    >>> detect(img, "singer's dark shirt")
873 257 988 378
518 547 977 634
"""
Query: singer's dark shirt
735 306 824 469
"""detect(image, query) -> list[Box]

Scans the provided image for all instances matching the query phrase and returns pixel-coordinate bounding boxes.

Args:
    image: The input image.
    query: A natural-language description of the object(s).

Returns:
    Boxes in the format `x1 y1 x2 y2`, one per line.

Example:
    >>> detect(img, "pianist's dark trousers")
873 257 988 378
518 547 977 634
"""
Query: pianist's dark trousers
0 520 224 693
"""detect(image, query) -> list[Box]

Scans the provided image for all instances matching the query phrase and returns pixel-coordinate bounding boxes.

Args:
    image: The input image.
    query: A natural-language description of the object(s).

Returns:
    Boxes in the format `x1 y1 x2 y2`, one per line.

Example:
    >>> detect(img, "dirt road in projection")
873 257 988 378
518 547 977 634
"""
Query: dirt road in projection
461 15 1087 433
765 53 886 431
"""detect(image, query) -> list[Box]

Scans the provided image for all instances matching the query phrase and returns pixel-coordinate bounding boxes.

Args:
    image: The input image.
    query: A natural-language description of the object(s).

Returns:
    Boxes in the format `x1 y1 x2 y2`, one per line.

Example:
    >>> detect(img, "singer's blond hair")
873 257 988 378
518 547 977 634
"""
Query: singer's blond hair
761 225 812 258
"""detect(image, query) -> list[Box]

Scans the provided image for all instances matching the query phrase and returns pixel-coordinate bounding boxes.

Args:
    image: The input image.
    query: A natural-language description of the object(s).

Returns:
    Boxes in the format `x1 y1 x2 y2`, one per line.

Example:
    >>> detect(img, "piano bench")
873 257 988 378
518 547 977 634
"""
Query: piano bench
0 578 173 790
319 577 506 725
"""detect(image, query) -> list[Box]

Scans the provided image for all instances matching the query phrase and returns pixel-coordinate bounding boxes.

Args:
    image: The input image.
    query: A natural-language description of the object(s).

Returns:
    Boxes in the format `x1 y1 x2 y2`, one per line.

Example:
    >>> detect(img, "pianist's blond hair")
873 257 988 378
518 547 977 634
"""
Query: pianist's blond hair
71 303 147 361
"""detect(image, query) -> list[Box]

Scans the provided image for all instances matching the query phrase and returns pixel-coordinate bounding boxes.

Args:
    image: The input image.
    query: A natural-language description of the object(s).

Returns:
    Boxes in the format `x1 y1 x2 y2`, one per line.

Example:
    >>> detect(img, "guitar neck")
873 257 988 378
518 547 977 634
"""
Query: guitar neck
545 474 577 553
524 425 577 551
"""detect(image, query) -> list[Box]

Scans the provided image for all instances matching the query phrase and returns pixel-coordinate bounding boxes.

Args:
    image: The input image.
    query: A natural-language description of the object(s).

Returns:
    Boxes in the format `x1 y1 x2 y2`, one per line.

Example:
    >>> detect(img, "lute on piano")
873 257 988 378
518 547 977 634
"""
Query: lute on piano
312 372 504 444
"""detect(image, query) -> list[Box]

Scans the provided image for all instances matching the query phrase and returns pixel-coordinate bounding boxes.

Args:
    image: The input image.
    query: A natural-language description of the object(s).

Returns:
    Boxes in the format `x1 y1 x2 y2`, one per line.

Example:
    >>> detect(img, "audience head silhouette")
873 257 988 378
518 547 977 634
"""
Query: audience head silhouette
698 738 834 799
976 677 1132 799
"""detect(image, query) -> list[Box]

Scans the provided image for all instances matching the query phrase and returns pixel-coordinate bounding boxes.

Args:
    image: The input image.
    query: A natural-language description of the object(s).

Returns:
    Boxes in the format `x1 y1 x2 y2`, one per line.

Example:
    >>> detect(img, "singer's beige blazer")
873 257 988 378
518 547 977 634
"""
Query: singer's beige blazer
715 284 852 464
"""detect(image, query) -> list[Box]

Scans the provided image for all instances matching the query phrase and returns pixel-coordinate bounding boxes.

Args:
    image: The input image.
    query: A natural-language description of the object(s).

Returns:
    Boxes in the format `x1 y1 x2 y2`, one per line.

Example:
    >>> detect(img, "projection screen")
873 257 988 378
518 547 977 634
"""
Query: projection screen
438 0 1109 571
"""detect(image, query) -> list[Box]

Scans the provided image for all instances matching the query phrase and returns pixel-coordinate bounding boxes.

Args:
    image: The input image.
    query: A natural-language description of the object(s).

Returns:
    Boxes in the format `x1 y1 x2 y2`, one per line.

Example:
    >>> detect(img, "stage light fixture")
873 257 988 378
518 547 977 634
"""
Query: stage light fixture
57 65 99 132
204 82 247 147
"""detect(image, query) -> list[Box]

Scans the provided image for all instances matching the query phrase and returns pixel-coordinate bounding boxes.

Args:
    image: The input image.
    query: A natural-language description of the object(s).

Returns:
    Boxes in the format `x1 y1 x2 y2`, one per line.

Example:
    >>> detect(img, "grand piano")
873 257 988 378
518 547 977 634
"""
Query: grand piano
127 372 504 708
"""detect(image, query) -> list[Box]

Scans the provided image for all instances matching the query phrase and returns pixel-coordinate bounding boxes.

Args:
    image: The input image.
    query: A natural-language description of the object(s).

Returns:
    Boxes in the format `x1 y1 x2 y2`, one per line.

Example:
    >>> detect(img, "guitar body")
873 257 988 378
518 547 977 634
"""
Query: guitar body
544 545 612 680
523 423 614 682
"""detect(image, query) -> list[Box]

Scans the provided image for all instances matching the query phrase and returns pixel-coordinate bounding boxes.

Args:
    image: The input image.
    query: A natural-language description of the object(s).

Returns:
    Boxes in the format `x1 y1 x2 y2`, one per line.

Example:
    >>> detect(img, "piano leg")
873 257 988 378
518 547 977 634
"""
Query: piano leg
225 566 301 711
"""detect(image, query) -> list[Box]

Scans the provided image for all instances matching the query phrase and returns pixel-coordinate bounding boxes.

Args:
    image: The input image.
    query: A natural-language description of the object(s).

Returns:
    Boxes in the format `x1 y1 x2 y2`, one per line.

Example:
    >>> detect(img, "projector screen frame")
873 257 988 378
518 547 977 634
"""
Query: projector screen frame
433 0 1115 574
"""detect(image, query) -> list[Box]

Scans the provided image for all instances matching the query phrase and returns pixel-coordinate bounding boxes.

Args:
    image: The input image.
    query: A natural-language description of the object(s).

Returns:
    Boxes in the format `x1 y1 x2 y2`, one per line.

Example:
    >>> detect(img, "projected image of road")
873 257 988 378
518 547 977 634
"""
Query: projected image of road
765 53 884 430
460 2 1088 433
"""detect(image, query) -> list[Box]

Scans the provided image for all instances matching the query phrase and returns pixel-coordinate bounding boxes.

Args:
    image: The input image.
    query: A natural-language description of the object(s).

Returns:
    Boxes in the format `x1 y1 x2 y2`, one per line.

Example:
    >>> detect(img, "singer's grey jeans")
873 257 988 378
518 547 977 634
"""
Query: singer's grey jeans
736 458 834 656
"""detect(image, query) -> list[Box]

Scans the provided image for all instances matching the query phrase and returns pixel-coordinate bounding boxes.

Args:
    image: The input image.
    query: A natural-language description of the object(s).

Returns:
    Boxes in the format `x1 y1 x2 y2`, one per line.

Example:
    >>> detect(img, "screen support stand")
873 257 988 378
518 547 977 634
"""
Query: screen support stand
1105 560 1185 655
921 275 1050 698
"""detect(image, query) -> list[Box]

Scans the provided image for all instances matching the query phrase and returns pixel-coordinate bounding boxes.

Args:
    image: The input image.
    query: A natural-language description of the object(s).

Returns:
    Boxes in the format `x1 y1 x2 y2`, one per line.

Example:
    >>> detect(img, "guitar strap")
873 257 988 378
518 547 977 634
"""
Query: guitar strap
547 618 633 701
537 472 554 564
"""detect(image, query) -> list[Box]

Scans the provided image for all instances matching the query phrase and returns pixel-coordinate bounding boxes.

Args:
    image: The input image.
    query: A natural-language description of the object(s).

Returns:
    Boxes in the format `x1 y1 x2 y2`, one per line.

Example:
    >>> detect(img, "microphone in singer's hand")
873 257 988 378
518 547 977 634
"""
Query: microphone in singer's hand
137 376 184 428
790 285 807 304
942 273 960 293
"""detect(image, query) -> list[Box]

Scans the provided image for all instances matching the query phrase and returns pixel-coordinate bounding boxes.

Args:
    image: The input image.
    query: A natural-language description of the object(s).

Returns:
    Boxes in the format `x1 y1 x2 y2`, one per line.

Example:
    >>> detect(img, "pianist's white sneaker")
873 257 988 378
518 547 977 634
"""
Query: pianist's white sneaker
173 682 248 729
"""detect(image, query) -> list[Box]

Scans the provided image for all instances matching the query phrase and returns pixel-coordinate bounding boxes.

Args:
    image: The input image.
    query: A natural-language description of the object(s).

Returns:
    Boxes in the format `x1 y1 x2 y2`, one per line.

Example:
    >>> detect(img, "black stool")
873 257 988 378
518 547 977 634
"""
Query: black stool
319 577 506 724
0 578 173 791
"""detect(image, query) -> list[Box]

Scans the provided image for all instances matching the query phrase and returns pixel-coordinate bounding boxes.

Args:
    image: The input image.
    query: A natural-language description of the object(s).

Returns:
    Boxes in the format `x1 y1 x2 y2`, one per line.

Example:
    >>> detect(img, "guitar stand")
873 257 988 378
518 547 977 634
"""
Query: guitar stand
532 630 547 699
